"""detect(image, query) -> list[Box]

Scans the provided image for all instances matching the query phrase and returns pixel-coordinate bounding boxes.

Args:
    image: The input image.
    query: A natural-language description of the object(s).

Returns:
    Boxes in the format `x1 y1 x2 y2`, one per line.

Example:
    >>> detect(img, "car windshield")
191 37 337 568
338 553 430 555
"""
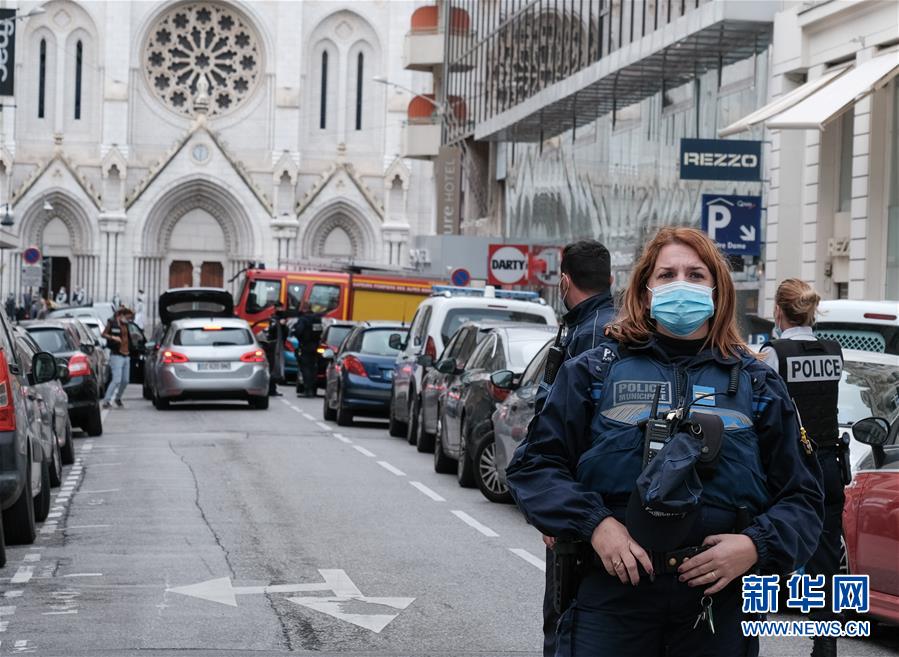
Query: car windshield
174 327 253 347
359 328 407 356
508 337 552 370
27 328 72 353
838 359 899 426
441 309 547 345
246 279 282 314
324 325 354 348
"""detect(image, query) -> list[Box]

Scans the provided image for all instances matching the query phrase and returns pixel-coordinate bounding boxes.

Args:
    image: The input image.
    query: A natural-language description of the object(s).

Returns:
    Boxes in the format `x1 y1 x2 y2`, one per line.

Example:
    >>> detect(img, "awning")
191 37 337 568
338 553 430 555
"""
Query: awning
718 65 848 136
767 52 899 130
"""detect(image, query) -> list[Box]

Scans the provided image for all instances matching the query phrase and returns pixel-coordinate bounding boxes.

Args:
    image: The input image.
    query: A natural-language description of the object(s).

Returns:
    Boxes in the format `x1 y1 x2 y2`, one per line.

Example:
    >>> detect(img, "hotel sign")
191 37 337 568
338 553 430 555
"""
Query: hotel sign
436 145 461 235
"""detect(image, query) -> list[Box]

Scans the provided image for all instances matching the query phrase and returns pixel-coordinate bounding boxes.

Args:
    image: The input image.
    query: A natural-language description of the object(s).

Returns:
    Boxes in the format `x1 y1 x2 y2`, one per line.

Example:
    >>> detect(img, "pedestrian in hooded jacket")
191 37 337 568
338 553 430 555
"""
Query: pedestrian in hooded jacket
507 226 824 657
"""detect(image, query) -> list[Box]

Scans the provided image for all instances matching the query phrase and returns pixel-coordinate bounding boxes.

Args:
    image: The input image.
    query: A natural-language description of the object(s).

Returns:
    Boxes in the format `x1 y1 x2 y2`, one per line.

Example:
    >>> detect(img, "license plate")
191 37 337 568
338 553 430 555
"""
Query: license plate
198 362 230 371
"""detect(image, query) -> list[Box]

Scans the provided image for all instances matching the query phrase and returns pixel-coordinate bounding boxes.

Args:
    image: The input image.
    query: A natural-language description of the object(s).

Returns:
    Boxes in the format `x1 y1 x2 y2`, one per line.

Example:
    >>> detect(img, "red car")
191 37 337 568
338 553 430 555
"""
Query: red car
843 415 899 625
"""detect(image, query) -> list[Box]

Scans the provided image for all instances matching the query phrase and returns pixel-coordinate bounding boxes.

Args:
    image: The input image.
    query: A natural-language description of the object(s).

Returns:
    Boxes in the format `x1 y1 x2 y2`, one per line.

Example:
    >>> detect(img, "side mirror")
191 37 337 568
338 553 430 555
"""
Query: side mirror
435 358 456 374
853 416 891 469
321 349 335 360
490 369 515 390
145 341 156 353
416 354 434 368
80 342 95 355
853 417 890 447
388 334 405 351
56 363 70 384
31 352 58 384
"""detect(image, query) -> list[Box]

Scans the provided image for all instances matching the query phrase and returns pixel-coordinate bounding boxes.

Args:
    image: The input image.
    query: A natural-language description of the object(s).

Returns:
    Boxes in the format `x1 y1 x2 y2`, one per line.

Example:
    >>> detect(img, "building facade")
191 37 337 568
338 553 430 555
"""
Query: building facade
0 0 435 324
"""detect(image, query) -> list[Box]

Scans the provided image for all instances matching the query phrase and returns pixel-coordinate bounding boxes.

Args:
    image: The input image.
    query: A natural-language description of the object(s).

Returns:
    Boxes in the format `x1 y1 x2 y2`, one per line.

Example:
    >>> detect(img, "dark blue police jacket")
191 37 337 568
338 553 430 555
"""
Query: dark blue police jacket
507 335 824 575
560 291 616 359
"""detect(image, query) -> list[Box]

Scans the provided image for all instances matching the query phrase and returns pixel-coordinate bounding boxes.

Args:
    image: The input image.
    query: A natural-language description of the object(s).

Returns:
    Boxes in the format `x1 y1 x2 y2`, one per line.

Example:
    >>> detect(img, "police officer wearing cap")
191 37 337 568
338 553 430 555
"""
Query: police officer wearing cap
507 226 824 656
761 279 844 657
537 239 616 657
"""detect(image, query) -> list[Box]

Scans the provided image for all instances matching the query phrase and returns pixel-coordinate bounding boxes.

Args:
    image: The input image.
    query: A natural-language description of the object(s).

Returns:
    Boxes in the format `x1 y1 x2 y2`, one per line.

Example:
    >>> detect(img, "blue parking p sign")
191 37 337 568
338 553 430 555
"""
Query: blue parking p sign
701 194 762 256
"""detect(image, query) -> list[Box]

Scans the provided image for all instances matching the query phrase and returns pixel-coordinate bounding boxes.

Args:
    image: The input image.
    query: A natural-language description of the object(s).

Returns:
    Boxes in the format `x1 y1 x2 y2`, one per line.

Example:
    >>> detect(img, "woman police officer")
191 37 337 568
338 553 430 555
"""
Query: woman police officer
506 227 824 656
761 280 844 657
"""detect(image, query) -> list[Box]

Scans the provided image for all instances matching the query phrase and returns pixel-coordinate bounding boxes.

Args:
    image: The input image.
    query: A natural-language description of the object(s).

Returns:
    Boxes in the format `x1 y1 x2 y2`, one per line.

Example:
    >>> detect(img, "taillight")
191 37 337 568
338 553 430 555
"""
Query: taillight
162 350 189 364
425 336 437 360
0 349 15 431
342 355 368 377
240 349 266 363
68 353 92 377
864 313 897 321
488 382 510 403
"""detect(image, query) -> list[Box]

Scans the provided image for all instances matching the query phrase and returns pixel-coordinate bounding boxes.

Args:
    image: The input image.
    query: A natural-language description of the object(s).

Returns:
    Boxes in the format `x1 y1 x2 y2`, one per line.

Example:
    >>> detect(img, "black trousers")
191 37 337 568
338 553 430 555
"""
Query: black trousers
807 451 845 621
297 353 317 396
544 547 558 657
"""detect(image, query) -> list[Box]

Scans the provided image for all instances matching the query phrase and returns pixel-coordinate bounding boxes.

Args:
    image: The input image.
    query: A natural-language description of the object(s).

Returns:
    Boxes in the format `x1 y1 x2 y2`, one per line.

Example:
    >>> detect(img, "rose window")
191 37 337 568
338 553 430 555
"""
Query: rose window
144 3 262 117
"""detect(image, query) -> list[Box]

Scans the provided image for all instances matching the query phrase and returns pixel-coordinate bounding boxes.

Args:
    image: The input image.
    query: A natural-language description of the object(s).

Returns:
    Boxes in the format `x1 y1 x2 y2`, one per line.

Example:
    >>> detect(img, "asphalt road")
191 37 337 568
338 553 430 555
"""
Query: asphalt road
0 384 895 657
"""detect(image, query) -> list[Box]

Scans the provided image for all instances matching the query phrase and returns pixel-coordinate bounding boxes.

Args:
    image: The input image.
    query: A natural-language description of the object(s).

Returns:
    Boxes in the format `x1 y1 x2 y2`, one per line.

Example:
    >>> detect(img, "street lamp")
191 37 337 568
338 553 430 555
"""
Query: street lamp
0 204 12 227
42 197 53 212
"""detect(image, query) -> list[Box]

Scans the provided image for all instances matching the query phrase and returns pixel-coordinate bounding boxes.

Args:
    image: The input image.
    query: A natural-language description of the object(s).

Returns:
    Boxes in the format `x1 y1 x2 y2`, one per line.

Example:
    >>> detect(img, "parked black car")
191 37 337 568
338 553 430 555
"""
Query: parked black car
417 322 492 453
434 324 555 496
22 320 103 436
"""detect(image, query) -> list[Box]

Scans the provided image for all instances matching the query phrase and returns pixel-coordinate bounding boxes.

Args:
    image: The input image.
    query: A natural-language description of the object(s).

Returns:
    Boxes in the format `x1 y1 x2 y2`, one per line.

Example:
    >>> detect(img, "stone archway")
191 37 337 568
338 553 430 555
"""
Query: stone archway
302 201 378 263
16 190 98 302
137 179 257 325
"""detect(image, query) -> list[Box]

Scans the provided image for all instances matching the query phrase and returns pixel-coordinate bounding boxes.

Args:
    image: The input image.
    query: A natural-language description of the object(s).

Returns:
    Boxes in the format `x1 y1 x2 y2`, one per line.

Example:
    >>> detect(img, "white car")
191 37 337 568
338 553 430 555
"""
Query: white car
387 285 558 443
838 349 899 472
815 299 899 355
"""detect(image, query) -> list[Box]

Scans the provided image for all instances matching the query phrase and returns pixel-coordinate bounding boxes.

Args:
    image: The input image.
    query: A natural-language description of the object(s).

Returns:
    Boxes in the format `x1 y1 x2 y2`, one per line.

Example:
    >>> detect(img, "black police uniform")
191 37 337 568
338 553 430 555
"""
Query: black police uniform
293 311 323 397
508 333 825 657
533 291 615 657
763 332 844 654
265 311 287 395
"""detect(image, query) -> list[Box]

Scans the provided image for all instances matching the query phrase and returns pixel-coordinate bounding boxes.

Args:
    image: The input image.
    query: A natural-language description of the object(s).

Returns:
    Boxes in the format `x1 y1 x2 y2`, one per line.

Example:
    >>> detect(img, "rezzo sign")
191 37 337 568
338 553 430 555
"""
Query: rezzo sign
679 138 762 182
0 9 15 97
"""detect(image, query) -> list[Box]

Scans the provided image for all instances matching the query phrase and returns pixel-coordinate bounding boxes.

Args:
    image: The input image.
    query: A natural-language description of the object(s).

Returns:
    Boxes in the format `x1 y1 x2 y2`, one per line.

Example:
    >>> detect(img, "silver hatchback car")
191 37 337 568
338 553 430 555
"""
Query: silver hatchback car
152 317 270 410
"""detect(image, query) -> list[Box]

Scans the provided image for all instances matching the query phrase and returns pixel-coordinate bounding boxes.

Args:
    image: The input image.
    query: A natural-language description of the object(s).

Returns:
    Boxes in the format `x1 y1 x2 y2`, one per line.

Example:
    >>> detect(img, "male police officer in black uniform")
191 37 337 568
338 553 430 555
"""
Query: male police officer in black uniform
294 301 323 397
535 240 616 657
762 280 845 657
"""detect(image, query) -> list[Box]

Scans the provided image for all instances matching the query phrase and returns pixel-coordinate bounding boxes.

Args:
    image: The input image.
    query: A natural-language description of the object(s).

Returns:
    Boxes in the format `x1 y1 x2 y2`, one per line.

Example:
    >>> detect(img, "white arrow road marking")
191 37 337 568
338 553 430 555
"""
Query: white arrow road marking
739 225 756 241
167 577 332 607
287 596 415 634
167 569 414 633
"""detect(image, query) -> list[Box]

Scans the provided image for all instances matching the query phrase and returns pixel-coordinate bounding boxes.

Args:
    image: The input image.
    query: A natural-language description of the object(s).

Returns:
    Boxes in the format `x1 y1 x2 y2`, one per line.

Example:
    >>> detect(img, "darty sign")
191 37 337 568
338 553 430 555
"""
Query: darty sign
679 138 762 182
488 244 529 286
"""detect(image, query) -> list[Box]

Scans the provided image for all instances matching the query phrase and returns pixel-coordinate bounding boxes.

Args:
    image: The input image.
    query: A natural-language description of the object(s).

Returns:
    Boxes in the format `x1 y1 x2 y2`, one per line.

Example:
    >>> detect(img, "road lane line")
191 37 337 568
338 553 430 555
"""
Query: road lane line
3 592 22 599
315 421 333 431
46 513 62 519
80 489 119 494
509 548 546 572
64 525 111 530
43 610 77 615
333 434 352 444
451 510 499 537
377 461 405 476
0 606 15 616
11 568 33 584
352 445 375 458
23 554 40 563
302 413 315 421
409 481 445 501
62 573 103 578
87 462 122 467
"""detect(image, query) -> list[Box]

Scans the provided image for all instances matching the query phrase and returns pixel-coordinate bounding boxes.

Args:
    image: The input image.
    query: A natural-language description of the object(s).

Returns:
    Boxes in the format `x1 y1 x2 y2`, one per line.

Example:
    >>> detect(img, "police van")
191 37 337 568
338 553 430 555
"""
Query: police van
815 300 899 355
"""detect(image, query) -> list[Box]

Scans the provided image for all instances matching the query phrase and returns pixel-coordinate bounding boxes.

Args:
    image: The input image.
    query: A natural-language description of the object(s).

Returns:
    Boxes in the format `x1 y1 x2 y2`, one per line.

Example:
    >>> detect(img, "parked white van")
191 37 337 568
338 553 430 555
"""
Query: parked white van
815 300 899 355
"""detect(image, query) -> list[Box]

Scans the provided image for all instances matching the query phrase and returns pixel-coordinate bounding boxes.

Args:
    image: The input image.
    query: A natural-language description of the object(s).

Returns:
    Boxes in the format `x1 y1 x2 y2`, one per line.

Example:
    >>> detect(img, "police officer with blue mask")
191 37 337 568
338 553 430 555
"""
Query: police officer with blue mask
507 226 824 657
761 279 844 657
537 239 616 657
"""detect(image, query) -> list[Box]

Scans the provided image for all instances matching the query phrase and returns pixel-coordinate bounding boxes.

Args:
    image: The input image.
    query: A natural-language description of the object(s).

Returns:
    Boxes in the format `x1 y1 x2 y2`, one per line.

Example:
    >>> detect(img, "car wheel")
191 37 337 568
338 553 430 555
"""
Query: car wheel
49 433 63 488
60 421 75 465
322 392 337 421
34 460 51 523
456 427 476 488
406 393 419 446
336 387 353 427
474 433 512 504
84 404 103 436
142 380 152 400
3 451 36 544
249 395 269 410
153 393 170 411
433 415 455 474
415 402 435 453
0 516 6 568
387 389 407 438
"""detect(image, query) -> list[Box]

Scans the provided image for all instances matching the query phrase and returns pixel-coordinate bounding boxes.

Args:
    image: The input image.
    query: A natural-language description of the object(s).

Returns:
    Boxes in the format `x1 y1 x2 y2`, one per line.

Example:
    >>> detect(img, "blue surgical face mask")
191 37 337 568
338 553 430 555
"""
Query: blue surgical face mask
648 281 715 337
